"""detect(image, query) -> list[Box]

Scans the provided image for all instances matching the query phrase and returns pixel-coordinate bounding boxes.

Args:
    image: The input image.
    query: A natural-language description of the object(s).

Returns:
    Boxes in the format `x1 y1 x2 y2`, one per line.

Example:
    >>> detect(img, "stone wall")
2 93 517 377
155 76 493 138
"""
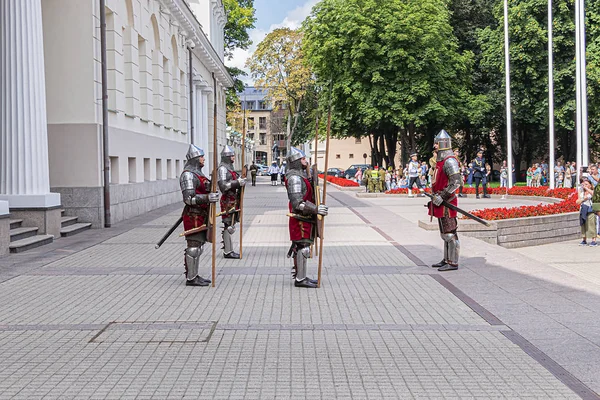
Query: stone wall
53 179 179 228
419 211 580 249
0 201 9 256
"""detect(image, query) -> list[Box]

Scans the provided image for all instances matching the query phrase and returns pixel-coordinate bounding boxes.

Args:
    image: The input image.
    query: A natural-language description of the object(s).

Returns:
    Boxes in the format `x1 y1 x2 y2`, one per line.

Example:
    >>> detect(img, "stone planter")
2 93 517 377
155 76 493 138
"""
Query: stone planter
419 211 580 248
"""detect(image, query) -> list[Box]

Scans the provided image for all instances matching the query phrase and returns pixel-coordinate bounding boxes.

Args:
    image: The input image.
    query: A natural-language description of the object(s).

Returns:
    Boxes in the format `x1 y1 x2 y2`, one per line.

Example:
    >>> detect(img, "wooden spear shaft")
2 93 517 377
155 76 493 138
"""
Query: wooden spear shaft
317 86 333 288
239 104 246 259
313 115 319 257
211 73 218 287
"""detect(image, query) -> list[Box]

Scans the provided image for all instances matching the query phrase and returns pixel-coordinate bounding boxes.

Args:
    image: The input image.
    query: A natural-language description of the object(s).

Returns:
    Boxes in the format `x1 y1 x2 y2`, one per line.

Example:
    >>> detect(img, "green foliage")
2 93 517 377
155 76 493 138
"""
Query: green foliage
223 0 256 60
302 0 473 166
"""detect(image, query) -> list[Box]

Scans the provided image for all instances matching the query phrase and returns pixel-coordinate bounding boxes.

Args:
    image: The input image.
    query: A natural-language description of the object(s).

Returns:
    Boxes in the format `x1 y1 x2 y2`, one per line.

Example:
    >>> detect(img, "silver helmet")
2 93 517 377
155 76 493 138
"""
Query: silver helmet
221 145 235 157
287 147 305 164
434 129 452 151
186 144 204 161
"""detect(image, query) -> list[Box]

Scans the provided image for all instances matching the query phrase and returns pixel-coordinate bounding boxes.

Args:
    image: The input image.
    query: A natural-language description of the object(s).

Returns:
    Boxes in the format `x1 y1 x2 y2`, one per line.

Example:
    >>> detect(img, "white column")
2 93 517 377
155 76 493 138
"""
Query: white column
0 0 60 207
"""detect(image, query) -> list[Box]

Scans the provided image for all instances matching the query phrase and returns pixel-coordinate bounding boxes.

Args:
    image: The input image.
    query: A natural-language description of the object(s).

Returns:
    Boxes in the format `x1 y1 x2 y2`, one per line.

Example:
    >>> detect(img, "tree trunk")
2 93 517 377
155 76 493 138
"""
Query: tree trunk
379 133 387 168
384 128 398 169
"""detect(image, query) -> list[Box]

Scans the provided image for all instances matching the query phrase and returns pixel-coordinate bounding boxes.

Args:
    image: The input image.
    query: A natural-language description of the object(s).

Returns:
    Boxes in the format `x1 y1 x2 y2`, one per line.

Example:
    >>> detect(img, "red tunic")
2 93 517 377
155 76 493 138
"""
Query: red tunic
428 156 458 218
182 171 210 231
287 176 315 242
219 169 239 220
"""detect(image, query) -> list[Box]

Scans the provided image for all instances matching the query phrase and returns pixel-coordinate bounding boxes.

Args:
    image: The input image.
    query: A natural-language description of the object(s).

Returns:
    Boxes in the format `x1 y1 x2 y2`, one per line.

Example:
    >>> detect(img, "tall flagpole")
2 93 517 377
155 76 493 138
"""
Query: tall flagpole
578 0 589 168
575 0 583 183
548 0 555 189
504 0 514 188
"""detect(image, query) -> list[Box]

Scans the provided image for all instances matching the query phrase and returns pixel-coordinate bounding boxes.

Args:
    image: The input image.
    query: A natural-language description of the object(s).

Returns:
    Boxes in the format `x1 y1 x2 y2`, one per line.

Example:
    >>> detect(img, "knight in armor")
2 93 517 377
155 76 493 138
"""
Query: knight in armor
428 130 461 271
217 145 246 259
180 144 220 286
285 147 328 288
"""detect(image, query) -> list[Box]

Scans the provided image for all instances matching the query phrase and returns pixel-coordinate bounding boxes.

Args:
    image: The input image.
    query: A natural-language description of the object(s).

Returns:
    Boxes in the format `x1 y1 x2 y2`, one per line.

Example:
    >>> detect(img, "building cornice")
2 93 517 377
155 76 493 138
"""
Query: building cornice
160 0 234 88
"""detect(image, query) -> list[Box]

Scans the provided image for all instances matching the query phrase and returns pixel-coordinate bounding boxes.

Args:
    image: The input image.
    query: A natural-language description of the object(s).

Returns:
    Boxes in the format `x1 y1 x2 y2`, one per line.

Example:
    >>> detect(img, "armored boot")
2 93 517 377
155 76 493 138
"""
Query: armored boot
223 225 240 259
294 246 317 288
439 232 460 271
432 239 449 268
185 247 209 286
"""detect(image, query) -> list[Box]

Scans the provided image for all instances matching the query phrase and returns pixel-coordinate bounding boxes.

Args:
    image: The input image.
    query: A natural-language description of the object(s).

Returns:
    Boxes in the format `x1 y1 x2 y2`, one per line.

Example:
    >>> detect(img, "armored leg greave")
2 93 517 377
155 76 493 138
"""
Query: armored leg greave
439 217 459 265
222 223 236 254
294 245 310 281
185 245 204 280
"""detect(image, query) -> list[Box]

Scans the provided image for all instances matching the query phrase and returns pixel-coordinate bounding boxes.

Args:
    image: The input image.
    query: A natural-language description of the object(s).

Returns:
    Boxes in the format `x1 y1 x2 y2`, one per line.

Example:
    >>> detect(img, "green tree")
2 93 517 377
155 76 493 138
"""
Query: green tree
246 28 314 150
303 0 473 167
223 0 256 110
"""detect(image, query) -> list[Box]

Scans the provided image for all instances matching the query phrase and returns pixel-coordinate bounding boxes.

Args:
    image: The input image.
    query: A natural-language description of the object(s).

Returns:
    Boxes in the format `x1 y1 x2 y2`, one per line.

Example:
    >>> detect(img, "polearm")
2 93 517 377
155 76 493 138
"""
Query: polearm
317 81 333 288
313 114 319 257
239 101 247 259
155 216 183 249
211 73 218 287
420 190 491 227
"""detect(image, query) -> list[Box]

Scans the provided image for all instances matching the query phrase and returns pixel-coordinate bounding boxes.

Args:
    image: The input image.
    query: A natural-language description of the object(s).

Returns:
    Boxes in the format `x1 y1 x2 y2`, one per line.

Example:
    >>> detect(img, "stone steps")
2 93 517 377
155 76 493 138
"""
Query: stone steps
8 218 54 253
9 235 54 253
60 216 79 227
9 226 39 242
60 222 92 237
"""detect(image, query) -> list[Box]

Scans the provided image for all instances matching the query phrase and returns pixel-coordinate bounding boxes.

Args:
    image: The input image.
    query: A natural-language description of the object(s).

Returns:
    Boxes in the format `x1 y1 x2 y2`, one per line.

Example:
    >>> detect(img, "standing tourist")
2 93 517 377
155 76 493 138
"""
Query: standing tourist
179 145 220 286
218 146 246 259
428 130 461 272
280 161 287 185
355 167 363 186
284 147 328 288
408 152 423 197
429 148 438 187
268 161 279 186
564 162 572 189
500 160 508 188
472 149 490 198
578 178 597 246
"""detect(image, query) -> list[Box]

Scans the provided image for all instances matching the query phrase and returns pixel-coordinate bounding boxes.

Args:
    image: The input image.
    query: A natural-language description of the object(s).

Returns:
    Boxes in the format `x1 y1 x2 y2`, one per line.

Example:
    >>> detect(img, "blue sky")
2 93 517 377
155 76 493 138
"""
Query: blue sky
254 0 303 31
228 0 319 84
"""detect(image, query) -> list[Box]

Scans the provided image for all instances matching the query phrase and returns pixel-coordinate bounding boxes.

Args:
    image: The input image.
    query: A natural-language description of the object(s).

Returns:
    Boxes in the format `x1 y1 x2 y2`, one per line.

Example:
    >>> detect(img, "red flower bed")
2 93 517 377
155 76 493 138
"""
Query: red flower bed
386 188 432 194
317 174 359 187
385 185 579 221
468 194 579 221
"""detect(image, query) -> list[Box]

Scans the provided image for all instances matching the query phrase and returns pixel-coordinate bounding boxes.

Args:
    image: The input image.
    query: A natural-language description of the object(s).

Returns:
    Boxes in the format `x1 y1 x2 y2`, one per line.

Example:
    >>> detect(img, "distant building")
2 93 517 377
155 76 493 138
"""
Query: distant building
240 87 287 166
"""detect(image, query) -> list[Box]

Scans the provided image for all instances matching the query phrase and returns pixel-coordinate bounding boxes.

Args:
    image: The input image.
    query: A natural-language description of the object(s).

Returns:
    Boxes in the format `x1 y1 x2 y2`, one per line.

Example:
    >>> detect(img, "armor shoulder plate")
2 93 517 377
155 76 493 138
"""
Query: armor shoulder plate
217 165 230 183
443 157 461 177
180 171 196 191
287 174 304 195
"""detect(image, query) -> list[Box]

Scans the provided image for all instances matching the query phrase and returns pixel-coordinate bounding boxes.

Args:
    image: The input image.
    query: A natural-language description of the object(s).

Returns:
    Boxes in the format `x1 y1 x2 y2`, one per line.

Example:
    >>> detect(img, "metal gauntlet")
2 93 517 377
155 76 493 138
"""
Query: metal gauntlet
298 201 318 216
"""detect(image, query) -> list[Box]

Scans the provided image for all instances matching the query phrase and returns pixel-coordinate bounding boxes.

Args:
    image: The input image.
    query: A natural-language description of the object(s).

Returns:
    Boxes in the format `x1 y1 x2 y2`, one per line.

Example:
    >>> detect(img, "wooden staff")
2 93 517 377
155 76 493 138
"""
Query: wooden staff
211 73 218 287
317 82 333 288
239 103 247 259
313 115 319 257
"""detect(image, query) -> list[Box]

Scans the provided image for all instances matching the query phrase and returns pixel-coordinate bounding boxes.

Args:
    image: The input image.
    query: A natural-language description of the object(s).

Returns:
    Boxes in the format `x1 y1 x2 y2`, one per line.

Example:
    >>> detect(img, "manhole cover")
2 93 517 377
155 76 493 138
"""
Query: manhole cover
89 321 217 344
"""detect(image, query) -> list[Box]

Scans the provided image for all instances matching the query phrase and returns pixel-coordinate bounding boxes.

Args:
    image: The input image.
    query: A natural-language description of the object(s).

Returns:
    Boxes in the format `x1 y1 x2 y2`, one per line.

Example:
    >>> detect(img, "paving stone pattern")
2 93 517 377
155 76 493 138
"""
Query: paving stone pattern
0 178 583 399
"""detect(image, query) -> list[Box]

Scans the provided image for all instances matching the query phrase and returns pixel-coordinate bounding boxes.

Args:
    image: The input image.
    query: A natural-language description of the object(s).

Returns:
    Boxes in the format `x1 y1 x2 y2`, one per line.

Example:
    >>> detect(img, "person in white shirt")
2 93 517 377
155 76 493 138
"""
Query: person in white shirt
268 162 280 186
407 152 424 197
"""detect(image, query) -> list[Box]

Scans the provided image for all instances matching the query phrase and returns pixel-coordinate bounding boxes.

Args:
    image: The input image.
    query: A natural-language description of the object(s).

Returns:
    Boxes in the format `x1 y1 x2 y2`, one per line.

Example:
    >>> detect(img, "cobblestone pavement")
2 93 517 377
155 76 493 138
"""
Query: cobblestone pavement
0 178 596 399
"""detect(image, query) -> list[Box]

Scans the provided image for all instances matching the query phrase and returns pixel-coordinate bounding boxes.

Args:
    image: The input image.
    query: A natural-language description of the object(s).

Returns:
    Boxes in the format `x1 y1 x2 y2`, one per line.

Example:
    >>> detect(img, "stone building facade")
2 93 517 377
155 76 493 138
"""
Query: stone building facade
0 0 233 237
